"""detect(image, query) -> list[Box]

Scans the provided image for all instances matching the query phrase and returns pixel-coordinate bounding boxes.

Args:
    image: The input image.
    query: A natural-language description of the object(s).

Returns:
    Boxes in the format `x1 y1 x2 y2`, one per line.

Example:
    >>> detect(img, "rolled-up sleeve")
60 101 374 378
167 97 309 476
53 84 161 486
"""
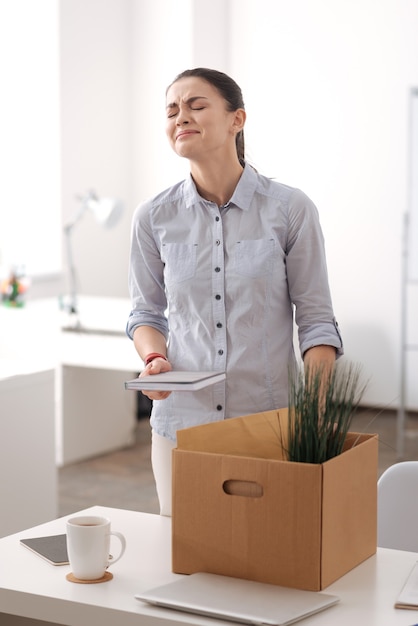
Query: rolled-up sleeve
285 189 343 357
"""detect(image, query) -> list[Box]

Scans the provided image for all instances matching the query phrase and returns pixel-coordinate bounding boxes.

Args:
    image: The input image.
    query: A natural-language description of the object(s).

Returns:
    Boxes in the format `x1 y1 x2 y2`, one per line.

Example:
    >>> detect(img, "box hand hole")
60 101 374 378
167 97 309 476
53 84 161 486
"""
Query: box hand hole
222 480 263 497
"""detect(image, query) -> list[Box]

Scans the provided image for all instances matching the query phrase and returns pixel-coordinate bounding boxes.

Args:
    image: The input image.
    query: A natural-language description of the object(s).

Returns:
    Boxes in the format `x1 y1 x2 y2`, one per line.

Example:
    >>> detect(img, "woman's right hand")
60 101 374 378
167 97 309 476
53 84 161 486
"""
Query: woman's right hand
139 357 173 400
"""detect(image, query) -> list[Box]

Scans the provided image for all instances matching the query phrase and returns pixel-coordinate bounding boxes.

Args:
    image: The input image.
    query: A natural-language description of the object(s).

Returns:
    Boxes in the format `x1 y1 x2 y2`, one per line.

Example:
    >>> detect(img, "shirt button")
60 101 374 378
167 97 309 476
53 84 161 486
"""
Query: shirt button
216 405 223 411
218 349 224 355
216 322 222 328
215 216 220 222
215 294 221 300
215 267 221 272
216 239 221 245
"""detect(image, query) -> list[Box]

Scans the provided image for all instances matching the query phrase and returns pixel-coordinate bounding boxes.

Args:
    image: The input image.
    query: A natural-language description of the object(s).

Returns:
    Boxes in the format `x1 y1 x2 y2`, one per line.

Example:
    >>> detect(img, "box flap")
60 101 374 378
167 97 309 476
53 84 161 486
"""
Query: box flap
176 409 289 460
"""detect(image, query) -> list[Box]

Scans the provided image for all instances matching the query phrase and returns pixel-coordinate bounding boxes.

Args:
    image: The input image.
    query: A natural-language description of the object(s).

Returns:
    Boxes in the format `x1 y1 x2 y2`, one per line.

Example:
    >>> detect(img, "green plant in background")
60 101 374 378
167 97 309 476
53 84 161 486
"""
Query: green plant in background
287 361 367 463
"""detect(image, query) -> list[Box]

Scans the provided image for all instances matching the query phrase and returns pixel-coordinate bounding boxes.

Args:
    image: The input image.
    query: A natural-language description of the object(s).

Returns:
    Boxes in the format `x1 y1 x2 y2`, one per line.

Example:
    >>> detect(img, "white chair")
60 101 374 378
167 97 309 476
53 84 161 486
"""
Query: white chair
377 461 418 551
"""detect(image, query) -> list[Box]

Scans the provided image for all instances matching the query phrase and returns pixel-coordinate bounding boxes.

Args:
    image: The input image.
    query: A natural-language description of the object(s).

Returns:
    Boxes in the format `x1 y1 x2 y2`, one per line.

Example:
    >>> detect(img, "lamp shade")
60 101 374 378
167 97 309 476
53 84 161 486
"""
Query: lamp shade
64 190 124 232
86 195 124 229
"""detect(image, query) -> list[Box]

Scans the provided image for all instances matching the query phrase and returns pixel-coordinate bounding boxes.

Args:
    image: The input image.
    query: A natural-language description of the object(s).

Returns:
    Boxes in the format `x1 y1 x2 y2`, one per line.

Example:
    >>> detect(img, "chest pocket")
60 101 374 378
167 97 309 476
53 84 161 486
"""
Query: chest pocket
234 238 276 278
161 242 198 283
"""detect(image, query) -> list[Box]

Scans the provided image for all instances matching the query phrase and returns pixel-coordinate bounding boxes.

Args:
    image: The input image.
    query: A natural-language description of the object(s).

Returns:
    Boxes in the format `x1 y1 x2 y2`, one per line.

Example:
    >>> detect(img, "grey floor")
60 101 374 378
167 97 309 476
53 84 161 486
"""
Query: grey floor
58 408 418 518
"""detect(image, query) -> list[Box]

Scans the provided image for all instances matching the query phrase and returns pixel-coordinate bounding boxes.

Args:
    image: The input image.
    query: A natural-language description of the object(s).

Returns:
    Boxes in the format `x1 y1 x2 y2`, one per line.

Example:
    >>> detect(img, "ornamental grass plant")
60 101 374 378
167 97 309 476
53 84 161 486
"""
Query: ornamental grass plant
287 360 367 464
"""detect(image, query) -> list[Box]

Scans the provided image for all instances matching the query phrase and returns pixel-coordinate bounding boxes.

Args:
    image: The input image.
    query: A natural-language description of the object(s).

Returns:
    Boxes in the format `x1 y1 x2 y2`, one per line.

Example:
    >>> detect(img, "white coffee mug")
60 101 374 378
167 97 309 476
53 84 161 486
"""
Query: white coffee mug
66 515 126 580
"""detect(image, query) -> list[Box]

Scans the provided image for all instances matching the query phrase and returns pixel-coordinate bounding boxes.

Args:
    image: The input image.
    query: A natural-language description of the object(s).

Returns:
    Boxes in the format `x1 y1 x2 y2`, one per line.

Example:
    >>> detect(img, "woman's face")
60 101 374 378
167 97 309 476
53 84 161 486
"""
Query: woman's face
165 76 244 163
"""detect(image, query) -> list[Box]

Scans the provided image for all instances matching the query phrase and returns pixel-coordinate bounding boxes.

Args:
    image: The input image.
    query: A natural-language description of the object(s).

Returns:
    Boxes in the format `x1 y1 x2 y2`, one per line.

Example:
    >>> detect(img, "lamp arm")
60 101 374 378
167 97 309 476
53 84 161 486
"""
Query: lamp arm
64 225 78 316
62 193 95 317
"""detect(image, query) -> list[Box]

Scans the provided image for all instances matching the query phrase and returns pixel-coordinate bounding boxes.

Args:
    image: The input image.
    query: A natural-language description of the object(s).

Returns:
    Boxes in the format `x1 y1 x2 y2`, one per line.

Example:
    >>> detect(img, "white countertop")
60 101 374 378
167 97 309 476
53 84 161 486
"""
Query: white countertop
0 296 143 375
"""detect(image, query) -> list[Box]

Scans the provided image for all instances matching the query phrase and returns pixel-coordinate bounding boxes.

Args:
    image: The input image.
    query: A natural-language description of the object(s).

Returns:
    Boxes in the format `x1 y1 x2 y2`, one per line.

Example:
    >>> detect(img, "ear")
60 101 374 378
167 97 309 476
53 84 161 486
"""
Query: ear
232 108 246 133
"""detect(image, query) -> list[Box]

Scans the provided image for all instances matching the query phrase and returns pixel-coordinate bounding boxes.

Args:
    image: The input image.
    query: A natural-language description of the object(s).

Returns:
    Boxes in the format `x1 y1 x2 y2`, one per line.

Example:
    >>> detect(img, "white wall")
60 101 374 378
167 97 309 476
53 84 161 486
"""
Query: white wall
0 0 61 278
60 0 133 299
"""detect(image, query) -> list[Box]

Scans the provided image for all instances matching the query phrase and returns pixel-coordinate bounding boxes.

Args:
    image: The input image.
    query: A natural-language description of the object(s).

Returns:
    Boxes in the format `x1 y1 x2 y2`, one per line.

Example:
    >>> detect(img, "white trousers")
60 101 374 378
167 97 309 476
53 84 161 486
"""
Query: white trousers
151 429 176 517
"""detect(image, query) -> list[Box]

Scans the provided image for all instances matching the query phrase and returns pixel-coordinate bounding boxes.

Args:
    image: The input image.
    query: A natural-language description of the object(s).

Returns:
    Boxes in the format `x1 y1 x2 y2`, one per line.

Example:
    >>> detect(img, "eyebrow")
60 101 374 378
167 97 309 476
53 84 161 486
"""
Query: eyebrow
166 96 209 110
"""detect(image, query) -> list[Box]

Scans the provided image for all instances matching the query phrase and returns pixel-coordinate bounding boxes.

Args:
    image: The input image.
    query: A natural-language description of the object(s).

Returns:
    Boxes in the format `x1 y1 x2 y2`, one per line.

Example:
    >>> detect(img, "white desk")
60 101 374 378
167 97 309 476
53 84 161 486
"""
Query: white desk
0 297 143 466
0 506 417 626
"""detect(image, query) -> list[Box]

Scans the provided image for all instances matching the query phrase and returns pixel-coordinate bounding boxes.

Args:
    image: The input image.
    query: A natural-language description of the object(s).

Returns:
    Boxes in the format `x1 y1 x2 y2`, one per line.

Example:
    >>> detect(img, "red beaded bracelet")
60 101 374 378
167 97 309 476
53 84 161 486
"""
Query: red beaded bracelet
144 352 168 366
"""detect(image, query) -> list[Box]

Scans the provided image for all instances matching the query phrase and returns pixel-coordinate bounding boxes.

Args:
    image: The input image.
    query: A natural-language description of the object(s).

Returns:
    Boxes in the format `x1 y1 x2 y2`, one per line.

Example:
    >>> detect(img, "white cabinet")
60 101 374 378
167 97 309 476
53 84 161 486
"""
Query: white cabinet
0 369 56 537
58 364 137 466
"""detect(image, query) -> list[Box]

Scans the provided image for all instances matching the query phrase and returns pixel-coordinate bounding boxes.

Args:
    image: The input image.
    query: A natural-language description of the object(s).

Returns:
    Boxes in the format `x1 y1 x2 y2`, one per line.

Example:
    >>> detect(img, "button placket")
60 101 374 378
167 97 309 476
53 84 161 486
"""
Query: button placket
212 209 226 416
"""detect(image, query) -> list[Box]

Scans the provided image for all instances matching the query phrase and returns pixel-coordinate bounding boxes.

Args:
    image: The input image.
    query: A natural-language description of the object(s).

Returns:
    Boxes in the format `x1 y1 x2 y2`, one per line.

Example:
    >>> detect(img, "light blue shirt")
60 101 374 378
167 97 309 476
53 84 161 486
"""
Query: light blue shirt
127 164 343 441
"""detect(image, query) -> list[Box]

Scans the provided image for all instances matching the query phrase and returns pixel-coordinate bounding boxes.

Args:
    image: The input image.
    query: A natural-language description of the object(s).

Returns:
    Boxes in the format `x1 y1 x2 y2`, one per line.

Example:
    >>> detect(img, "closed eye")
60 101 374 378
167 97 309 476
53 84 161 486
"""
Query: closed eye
167 106 205 118
166 96 209 118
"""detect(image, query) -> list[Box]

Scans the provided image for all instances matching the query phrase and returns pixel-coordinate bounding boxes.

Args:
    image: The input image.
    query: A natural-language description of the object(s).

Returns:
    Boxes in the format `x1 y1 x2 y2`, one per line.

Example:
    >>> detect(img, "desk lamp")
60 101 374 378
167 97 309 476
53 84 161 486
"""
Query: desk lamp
63 190 123 319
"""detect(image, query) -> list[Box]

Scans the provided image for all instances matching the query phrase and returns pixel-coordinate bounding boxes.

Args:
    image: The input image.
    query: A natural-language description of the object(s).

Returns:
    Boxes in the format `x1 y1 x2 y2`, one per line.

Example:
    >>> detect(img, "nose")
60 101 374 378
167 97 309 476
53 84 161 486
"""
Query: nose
175 104 189 125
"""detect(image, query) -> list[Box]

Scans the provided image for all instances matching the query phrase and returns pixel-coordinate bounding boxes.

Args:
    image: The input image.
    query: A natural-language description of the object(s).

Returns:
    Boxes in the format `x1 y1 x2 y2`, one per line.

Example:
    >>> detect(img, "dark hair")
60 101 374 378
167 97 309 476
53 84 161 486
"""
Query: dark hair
168 68 246 166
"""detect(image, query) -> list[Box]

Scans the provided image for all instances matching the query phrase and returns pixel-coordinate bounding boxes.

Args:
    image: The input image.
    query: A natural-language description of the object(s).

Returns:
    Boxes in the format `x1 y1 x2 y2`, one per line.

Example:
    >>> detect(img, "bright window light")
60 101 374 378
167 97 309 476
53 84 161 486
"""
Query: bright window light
0 0 61 278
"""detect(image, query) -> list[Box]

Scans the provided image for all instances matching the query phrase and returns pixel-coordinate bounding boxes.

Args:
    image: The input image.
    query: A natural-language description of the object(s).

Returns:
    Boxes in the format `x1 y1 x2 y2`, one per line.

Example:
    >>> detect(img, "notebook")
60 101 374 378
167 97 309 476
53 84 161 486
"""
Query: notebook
124 371 225 391
135 572 340 625
20 534 69 566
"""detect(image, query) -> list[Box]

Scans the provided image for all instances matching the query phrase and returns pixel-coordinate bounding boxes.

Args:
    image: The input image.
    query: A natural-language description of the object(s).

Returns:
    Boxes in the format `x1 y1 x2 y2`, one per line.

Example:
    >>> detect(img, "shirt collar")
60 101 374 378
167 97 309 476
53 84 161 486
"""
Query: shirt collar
183 163 258 211
228 163 258 211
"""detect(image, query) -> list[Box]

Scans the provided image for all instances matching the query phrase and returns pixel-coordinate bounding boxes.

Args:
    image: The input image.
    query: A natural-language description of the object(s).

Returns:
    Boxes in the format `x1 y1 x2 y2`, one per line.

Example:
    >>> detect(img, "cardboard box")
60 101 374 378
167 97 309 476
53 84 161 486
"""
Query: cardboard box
172 409 378 591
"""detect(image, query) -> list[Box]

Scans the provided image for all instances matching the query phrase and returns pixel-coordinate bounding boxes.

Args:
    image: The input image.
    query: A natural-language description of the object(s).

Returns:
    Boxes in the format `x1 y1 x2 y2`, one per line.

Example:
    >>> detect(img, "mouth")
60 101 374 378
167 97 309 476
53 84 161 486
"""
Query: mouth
176 130 199 140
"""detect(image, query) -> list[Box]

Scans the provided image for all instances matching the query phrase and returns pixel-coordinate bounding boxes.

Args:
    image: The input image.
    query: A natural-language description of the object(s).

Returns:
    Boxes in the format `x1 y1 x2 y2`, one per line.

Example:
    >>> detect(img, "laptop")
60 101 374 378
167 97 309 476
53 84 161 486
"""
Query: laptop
135 572 340 625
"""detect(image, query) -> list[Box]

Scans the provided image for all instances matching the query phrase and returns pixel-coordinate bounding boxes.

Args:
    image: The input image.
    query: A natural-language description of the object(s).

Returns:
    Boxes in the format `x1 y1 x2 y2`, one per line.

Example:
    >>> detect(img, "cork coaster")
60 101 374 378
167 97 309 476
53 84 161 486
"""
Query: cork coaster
66 571 113 584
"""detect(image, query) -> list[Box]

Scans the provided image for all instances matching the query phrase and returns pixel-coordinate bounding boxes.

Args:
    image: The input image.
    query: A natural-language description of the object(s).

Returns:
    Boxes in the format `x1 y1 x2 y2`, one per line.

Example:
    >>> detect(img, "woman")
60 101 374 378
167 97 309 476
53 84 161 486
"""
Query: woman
127 68 343 515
